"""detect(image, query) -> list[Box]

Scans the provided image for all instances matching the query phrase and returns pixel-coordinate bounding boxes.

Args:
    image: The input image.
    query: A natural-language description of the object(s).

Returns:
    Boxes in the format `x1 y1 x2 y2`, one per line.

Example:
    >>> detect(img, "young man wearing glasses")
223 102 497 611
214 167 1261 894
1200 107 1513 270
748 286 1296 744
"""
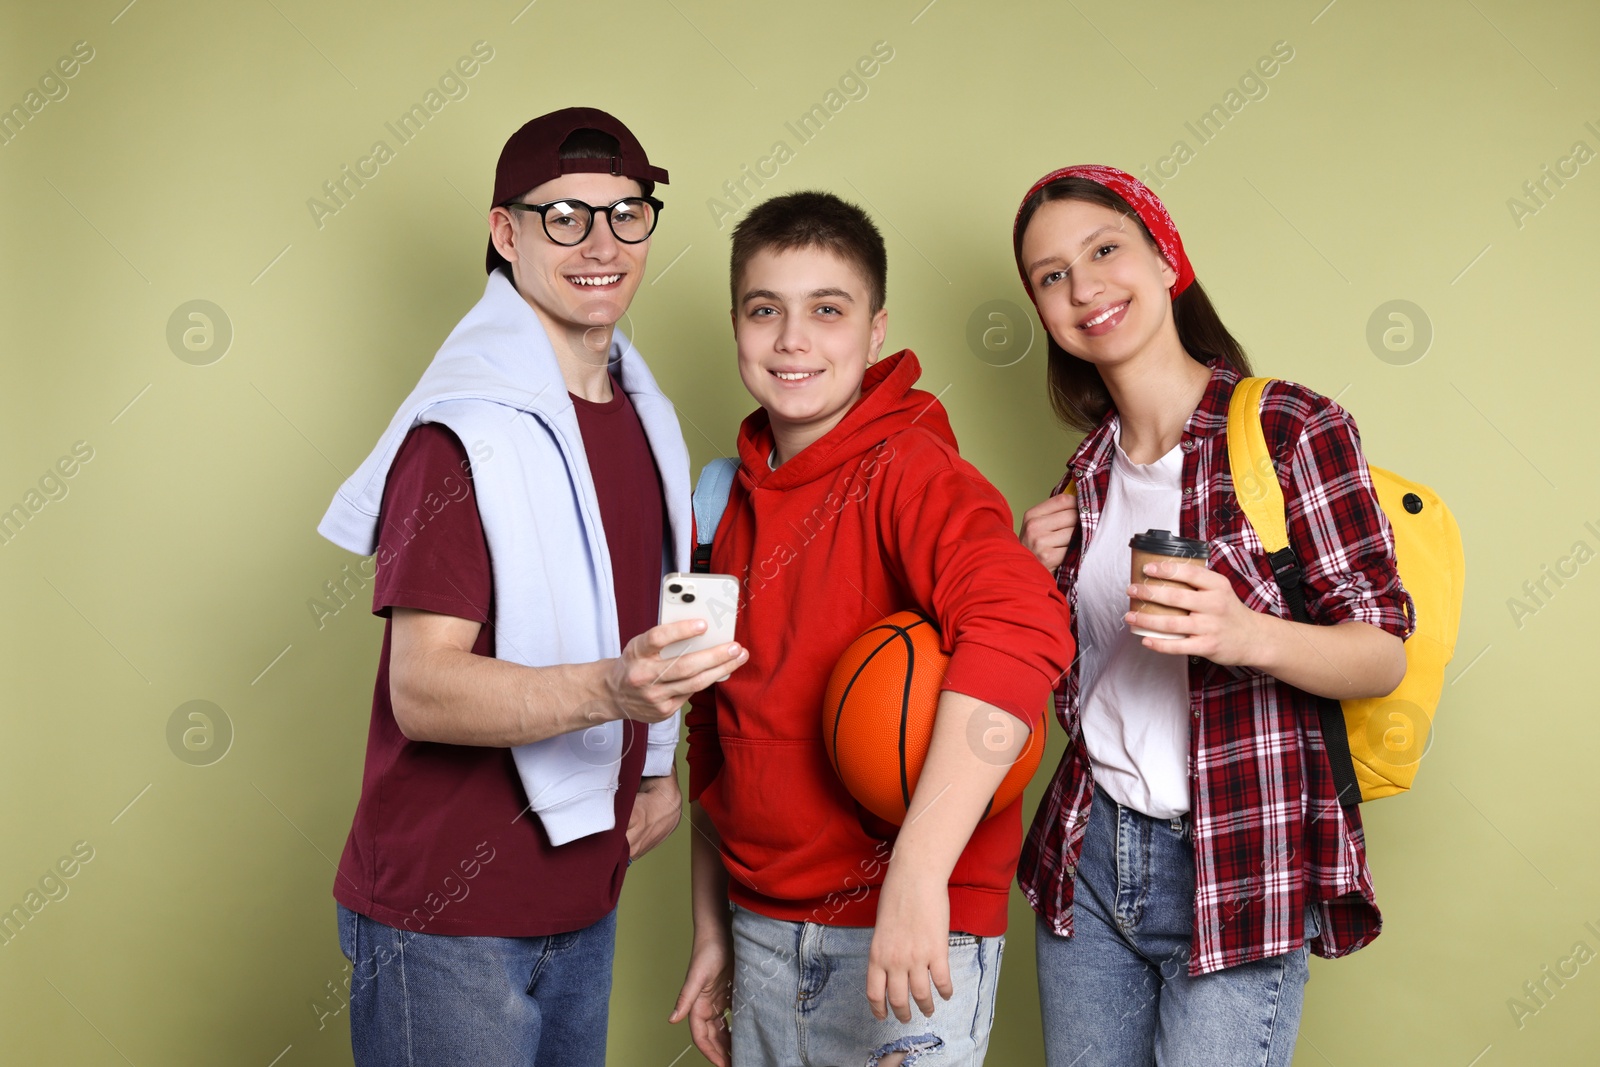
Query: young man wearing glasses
317 108 747 1067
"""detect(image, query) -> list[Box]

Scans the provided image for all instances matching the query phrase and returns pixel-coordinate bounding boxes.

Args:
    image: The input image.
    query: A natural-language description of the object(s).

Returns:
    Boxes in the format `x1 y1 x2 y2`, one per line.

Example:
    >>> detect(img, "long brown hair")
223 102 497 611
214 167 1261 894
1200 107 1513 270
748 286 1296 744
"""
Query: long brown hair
1013 178 1251 432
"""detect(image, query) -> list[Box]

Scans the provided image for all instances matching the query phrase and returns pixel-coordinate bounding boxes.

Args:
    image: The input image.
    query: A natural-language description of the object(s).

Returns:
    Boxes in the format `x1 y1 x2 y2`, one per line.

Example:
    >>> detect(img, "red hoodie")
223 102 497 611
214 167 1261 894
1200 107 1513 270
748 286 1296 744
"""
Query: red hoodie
686 350 1074 937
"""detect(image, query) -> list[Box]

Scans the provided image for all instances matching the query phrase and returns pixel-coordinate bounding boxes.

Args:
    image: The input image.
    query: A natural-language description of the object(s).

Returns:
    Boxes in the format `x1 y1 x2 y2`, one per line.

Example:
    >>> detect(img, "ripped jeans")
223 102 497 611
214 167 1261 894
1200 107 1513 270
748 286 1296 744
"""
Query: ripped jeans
729 901 1003 1066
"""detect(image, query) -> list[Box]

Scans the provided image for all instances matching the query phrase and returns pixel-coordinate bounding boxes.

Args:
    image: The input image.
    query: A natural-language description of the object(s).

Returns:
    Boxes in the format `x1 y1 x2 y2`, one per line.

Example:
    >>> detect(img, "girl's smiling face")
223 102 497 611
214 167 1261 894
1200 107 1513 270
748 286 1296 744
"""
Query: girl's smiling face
1019 197 1180 371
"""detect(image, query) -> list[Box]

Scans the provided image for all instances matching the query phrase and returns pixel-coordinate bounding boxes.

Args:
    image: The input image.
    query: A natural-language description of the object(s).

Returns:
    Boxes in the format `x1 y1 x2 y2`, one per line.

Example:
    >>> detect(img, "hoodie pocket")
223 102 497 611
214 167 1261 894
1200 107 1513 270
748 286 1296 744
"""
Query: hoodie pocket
701 736 874 902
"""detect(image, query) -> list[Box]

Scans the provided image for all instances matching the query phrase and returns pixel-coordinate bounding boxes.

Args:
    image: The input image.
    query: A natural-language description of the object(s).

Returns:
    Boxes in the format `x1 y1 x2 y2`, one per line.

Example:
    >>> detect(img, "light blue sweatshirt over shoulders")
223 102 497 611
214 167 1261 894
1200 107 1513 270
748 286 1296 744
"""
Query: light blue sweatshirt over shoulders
318 270 691 845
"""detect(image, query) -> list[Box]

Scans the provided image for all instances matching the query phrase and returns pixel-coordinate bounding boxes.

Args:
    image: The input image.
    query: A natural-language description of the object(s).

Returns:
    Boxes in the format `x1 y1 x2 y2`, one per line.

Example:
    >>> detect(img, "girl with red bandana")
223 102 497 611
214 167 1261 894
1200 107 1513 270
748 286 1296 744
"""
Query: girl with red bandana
1011 167 1414 1066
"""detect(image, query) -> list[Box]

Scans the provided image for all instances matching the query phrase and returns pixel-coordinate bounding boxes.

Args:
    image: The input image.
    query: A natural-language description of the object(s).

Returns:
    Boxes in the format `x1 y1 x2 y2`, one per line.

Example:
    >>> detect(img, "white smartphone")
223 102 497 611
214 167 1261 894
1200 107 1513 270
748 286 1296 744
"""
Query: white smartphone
658 572 741 663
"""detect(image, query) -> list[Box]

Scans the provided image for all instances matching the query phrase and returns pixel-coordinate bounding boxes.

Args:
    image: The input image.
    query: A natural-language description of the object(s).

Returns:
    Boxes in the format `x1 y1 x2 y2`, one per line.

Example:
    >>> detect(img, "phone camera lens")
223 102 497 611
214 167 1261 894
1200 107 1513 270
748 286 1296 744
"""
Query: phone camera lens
667 584 682 594
682 593 696 603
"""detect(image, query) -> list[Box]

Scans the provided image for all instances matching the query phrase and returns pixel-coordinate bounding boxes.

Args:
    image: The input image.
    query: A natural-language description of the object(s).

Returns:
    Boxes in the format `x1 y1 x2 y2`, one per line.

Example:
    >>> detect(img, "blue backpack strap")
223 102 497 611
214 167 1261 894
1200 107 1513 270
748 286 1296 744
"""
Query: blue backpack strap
691 458 739 573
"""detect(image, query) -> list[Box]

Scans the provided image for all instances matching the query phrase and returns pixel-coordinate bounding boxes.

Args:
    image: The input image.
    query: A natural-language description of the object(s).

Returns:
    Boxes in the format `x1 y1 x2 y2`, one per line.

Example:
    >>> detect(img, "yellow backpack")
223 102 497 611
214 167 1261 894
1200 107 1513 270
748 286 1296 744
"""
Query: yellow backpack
1227 377 1466 804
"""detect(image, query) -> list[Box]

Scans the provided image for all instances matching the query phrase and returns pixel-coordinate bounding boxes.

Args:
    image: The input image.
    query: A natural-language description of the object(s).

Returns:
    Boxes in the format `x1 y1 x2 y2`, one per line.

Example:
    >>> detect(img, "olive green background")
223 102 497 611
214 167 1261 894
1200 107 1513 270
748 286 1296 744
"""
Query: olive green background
2 0 1596 1063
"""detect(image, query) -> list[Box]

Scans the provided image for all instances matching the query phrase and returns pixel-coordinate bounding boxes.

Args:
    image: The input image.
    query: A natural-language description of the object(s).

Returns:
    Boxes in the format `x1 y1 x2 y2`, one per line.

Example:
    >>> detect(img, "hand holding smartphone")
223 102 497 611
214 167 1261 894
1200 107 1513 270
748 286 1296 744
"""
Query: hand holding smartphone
659 573 741 677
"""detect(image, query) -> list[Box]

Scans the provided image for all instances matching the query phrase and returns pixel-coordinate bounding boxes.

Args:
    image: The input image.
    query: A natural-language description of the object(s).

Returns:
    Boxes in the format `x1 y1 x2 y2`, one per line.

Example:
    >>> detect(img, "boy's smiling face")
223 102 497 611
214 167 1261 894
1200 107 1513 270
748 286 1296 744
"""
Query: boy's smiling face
490 172 649 347
733 245 888 462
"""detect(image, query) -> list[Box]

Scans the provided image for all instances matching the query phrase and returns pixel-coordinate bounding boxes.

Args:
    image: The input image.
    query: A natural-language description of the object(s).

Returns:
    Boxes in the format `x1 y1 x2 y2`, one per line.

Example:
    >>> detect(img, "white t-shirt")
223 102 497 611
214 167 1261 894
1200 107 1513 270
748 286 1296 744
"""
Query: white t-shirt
1077 431 1192 818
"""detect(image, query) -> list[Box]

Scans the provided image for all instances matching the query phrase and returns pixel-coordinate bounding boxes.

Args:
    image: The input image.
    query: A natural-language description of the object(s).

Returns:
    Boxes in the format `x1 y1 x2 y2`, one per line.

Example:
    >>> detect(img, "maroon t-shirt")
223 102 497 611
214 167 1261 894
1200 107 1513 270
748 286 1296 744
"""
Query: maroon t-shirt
334 381 667 936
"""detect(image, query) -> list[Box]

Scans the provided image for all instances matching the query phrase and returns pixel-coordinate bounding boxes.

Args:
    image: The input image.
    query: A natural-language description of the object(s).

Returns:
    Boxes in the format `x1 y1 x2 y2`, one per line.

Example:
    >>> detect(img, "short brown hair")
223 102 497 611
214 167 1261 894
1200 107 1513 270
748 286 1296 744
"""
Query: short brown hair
730 191 887 312
557 128 644 187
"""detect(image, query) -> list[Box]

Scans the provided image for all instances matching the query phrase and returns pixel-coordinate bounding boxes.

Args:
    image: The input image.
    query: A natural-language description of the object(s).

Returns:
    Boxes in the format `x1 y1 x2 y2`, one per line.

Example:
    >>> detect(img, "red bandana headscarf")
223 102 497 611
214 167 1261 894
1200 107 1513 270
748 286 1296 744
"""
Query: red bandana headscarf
1012 164 1195 302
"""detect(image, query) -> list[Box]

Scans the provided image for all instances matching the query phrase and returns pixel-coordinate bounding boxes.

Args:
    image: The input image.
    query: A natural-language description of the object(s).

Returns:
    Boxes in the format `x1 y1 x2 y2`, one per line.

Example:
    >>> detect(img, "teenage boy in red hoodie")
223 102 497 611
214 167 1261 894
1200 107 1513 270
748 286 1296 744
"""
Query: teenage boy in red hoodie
670 191 1074 1066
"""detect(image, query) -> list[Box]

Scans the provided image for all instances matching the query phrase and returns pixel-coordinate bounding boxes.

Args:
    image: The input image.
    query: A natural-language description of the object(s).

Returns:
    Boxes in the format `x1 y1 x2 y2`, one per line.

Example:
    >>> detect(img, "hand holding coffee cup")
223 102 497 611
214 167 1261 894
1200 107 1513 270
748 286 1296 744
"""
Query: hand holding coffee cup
1127 529 1209 639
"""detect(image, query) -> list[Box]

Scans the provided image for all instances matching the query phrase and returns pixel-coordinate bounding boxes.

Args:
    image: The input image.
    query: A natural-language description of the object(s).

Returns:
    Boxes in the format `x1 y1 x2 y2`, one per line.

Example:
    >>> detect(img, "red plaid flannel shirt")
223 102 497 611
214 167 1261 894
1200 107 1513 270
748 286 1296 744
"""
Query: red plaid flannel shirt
1018 364 1415 975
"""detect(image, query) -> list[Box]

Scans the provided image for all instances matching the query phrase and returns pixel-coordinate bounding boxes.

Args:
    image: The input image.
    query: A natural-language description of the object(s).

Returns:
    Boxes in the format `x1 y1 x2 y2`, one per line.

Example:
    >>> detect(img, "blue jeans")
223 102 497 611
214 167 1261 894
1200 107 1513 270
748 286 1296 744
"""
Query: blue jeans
1035 784 1314 1067
730 901 1004 1066
336 903 614 1067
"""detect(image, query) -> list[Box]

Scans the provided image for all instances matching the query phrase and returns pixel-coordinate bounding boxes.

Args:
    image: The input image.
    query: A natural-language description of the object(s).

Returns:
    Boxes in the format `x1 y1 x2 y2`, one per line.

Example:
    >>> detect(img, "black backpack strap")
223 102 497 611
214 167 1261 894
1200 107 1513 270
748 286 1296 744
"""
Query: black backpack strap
1267 546 1362 810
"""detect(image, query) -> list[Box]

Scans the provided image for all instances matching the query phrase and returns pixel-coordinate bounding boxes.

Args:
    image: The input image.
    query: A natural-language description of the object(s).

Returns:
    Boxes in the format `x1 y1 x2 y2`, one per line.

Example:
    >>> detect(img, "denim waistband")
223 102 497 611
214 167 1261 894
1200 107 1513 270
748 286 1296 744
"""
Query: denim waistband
1092 779 1191 841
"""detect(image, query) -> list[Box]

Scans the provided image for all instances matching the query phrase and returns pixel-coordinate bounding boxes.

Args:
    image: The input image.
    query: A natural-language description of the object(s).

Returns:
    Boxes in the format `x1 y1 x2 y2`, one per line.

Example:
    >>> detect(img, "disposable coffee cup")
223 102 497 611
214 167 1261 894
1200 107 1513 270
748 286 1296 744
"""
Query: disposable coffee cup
1128 529 1209 639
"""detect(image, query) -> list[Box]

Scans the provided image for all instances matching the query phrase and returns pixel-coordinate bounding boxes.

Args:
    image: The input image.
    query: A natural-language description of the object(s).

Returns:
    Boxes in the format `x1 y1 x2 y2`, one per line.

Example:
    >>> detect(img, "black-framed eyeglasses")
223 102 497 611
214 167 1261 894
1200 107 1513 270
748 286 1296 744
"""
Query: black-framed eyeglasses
504 196 664 246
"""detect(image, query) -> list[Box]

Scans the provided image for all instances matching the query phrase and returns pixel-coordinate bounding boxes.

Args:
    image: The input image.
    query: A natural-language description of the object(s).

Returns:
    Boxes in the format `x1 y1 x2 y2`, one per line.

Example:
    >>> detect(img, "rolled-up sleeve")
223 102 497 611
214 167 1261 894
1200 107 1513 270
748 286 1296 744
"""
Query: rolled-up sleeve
1284 397 1415 639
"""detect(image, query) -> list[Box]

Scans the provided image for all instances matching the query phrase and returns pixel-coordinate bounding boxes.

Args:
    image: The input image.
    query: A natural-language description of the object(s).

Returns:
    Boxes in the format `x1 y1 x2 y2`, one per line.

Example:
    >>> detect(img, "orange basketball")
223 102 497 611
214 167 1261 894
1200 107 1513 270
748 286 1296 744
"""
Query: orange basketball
823 610 1047 826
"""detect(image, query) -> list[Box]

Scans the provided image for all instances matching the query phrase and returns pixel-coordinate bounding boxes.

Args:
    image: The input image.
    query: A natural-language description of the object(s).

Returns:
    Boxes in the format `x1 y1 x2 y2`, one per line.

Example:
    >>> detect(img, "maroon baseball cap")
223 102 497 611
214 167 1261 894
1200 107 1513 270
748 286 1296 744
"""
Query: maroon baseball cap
485 107 669 275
